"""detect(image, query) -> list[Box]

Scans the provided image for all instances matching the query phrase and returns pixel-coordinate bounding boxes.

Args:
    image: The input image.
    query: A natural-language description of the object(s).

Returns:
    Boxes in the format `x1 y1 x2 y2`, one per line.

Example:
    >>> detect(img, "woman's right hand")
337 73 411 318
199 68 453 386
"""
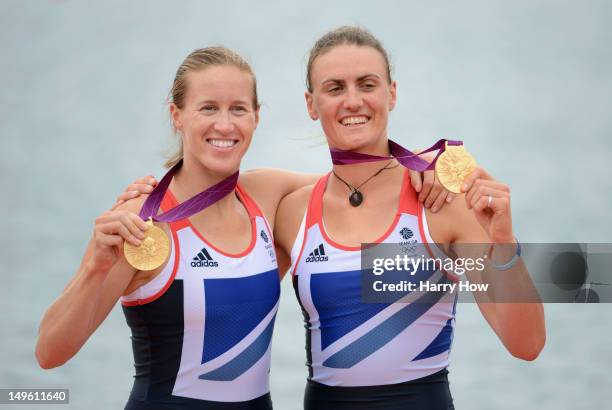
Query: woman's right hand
90 210 149 274
112 175 158 210
36 205 149 369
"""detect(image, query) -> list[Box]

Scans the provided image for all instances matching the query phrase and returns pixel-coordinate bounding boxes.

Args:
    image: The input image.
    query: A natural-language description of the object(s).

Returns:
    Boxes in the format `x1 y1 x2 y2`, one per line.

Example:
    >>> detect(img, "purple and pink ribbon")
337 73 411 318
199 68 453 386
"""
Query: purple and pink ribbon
330 138 462 171
139 160 239 222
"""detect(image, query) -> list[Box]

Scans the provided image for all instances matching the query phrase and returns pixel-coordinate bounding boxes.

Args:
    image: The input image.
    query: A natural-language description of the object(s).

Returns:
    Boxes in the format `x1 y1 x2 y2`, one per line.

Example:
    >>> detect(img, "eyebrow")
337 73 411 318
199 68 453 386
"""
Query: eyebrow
195 99 250 106
320 73 381 85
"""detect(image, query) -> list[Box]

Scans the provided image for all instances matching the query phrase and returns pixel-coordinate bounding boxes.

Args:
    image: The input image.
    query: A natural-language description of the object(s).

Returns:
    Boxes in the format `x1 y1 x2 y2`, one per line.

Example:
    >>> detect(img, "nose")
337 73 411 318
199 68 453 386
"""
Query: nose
343 87 362 111
213 112 235 134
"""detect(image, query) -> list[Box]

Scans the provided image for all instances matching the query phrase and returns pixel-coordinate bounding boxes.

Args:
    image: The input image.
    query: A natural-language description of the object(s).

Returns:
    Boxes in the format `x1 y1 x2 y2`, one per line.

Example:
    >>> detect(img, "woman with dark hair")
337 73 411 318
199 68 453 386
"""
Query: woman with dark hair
272 26 545 410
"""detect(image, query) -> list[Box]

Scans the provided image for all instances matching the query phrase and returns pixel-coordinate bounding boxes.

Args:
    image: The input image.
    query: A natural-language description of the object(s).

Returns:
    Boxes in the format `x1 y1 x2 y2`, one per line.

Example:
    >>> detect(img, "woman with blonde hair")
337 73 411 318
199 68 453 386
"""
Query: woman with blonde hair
36 46 323 409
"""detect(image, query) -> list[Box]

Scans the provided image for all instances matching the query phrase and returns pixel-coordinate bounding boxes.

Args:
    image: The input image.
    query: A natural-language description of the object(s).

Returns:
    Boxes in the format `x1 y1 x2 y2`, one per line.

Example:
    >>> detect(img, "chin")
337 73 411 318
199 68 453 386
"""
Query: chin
211 161 241 175
330 130 383 151
196 155 241 175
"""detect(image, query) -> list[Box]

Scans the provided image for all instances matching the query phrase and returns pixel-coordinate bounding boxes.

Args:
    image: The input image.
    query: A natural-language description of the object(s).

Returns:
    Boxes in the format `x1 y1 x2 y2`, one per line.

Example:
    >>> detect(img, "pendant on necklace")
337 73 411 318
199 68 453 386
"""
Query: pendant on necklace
349 190 363 207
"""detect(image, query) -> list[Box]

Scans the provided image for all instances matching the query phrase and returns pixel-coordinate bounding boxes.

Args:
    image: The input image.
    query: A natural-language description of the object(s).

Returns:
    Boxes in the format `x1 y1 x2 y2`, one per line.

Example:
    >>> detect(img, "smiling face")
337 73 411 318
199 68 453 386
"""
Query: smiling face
170 65 259 174
306 44 396 152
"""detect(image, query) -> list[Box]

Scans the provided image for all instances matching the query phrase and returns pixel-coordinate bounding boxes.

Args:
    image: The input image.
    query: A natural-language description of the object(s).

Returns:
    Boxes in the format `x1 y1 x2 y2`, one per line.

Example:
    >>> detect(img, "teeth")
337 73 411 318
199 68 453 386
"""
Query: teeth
341 116 369 126
208 139 237 148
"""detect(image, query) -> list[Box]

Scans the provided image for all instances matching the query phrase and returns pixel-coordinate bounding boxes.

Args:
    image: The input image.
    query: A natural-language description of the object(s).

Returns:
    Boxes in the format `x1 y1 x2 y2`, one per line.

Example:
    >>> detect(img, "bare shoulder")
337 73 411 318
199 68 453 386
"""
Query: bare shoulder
239 169 281 198
274 183 314 254
238 169 321 225
240 168 291 188
240 168 321 199
277 183 313 218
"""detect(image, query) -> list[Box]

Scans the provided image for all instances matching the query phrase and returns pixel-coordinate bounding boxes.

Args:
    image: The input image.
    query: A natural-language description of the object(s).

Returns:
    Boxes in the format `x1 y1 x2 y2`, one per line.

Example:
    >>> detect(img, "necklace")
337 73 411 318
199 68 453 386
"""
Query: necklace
332 160 398 207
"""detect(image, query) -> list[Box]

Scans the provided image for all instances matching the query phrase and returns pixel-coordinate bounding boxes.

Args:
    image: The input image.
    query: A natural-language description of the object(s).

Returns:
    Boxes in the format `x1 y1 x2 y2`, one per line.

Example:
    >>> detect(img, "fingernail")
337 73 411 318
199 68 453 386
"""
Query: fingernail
137 232 145 239
431 206 438 213
149 178 156 184
134 239 142 246
145 186 153 193
446 197 452 203
462 183 469 191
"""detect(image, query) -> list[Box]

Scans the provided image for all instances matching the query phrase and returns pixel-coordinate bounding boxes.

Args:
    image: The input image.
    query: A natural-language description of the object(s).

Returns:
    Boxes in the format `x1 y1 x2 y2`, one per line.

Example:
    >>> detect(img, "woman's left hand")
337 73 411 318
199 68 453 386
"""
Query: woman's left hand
461 167 514 243
409 148 455 212
409 169 455 213
111 175 158 210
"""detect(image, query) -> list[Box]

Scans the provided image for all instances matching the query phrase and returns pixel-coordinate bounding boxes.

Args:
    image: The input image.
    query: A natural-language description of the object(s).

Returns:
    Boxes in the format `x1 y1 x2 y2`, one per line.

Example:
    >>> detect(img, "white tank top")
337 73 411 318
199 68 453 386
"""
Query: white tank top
290 170 457 387
121 185 280 403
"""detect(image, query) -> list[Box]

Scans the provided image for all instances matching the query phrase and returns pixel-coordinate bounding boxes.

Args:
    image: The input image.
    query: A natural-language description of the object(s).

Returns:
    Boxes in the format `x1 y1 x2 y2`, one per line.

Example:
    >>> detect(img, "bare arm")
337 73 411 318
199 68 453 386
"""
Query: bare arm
114 170 319 208
36 200 148 369
273 185 312 281
241 168 320 199
441 167 545 360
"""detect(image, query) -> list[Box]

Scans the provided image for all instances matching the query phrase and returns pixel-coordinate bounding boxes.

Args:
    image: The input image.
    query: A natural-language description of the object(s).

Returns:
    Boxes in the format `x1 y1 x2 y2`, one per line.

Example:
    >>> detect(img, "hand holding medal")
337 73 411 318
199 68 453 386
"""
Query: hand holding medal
462 167 514 244
123 218 170 271
122 160 239 271
91 209 151 274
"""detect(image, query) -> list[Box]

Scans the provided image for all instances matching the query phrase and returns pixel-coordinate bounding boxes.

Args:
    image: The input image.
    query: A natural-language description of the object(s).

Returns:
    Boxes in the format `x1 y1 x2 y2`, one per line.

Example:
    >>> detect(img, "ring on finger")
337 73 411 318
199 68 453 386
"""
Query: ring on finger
487 195 493 208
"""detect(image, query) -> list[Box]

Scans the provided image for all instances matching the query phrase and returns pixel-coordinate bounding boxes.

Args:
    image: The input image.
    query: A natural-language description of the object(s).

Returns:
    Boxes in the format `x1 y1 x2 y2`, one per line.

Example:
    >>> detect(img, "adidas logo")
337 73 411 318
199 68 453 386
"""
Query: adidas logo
191 247 219 268
305 244 328 263
260 230 269 243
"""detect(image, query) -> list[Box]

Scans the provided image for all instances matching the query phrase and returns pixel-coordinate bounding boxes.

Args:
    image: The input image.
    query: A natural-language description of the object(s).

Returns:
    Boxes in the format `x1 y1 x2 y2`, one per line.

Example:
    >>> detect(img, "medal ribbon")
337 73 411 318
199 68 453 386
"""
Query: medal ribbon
139 160 239 222
330 138 463 171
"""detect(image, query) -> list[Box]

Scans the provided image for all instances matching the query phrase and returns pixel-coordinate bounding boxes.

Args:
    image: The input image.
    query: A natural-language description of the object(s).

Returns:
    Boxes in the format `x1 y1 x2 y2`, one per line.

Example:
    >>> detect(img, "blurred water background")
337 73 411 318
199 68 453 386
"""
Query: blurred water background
1 1 611 409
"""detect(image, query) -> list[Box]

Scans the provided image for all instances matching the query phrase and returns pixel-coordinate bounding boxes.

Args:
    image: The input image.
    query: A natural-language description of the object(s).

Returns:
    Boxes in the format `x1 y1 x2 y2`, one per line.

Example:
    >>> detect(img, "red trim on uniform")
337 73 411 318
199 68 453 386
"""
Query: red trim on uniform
236 184 264 217
291 177 328 277
121 192 184 306
320 215 402 252
121 223 181 306
398 169 419 215
262 217 274 243
162 191 190 231
121 184 264 306
417 202 458 283
316 169 411 252
290 212 308 277
238 184 276 257
306 175 328 229
169 185 257 258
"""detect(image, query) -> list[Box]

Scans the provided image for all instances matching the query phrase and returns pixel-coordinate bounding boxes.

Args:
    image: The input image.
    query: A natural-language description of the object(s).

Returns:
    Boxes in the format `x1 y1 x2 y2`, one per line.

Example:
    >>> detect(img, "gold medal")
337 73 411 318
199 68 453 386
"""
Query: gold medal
435 143 477 194
123 218 170 271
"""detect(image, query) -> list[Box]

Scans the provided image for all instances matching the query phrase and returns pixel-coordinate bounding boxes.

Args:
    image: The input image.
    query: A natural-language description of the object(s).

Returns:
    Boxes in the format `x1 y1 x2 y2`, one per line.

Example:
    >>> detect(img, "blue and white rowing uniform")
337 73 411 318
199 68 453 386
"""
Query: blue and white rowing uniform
121 186 280 410
290 171 457 409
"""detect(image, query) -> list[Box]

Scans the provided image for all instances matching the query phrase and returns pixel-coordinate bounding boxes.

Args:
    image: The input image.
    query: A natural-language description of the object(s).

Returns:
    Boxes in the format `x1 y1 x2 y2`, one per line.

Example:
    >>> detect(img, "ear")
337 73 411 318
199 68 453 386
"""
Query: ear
254 104 260 128
305 91 319 120
388 80 397 112
169 103 183 131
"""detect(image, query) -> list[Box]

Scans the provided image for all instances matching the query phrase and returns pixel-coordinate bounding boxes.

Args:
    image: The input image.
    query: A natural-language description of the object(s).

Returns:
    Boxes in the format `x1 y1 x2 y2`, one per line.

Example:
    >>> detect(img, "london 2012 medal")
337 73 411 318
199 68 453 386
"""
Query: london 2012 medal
124 218 170 271
435 143 477 194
